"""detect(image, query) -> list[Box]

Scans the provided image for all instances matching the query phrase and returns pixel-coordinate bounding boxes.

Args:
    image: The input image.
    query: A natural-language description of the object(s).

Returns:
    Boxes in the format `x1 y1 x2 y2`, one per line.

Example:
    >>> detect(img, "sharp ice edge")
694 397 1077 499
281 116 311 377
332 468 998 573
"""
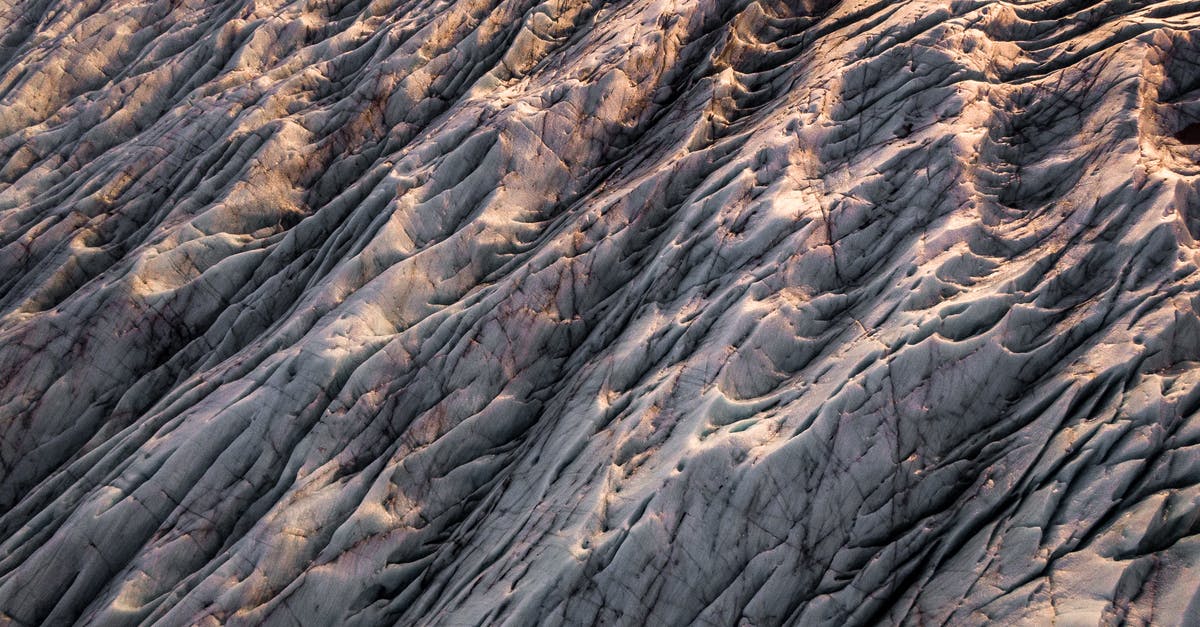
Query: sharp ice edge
1 0 1200 624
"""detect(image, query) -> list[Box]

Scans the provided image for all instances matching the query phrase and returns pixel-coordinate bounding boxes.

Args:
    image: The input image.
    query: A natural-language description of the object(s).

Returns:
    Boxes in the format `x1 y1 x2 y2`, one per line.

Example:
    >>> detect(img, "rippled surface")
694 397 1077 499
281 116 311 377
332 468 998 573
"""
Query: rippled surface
2 0 1200 624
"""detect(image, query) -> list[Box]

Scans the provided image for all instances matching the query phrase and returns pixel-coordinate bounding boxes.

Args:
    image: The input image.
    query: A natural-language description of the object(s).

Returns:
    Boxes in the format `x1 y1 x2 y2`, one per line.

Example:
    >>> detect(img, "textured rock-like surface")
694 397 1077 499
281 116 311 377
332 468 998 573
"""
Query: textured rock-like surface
2 0 1200 624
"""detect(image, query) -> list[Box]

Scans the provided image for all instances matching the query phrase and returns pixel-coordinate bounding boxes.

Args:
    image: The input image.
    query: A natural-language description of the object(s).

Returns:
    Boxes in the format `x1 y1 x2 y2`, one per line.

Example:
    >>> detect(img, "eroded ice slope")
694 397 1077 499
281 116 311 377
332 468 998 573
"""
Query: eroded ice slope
2 0 1200 624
